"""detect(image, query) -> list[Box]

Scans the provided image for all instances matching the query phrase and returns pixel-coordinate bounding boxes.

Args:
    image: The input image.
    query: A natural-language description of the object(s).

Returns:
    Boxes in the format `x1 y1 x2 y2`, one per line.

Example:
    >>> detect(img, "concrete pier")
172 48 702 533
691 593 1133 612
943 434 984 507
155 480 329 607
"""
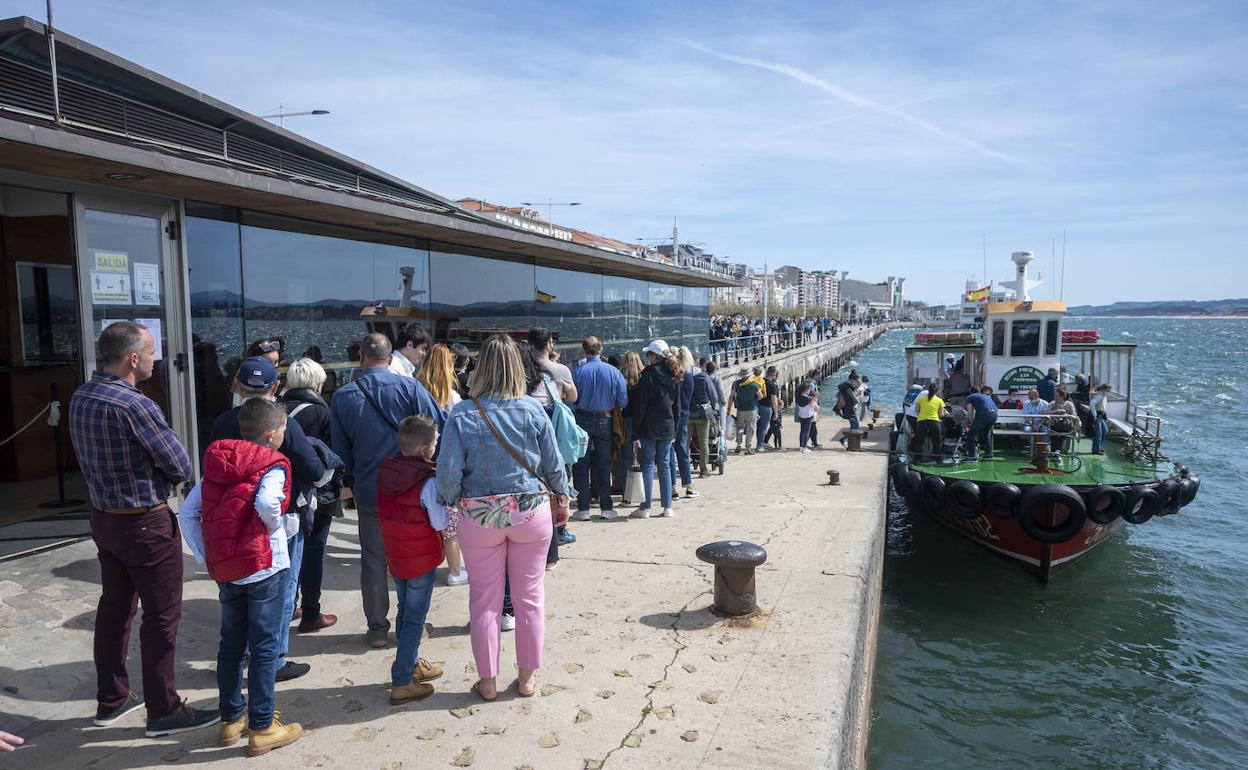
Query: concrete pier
713 324 891 402
0 335 894 769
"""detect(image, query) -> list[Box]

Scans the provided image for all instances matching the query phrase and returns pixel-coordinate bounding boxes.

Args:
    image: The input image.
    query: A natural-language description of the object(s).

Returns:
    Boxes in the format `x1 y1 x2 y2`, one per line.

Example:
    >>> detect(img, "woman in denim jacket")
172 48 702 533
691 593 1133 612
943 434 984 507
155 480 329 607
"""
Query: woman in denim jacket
438 335 570 700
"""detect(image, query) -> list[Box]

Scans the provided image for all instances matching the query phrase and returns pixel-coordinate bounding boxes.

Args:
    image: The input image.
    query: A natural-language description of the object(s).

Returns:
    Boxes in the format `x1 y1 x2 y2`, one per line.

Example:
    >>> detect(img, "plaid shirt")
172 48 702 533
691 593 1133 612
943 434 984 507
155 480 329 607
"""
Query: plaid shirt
69 371 192 510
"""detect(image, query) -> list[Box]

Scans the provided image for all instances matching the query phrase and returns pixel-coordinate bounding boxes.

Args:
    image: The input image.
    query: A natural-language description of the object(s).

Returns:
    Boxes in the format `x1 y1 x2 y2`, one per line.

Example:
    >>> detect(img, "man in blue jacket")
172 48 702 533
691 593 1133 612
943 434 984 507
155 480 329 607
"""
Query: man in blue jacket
330 333 445 648
209 356 329 682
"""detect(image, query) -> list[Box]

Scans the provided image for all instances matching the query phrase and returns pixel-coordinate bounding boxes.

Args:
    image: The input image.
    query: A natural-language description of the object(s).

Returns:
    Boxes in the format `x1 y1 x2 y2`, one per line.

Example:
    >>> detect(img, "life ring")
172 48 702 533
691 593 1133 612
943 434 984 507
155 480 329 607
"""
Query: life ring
1017 484 1087 544
1179 474 1200 507
983 482 1022 519
919 475 946 512
1156 479 1182 516
944 480 982 520
1122 486 1160 524
1083 485 1126 525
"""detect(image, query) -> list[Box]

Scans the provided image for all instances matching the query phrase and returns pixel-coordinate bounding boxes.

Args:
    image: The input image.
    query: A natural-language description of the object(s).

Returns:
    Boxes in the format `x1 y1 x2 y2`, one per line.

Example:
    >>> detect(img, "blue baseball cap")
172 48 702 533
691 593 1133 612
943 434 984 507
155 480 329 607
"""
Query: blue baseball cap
237 356 278 390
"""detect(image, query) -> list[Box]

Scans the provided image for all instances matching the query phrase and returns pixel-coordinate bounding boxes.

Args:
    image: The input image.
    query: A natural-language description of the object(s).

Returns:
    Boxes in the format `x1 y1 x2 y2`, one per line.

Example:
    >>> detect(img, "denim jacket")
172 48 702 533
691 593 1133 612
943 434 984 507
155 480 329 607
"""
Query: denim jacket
437 395 569 505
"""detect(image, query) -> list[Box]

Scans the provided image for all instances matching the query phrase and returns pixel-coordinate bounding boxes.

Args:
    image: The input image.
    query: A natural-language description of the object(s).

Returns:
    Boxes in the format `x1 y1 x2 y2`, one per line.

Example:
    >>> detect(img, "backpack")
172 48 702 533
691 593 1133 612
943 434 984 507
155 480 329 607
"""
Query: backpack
690 371 711 407
543 373 589 465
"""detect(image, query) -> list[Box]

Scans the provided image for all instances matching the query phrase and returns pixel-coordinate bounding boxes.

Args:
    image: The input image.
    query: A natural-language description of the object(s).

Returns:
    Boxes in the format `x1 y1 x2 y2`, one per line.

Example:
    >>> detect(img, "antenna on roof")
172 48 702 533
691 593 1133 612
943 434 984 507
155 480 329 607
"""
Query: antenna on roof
45 0 63 125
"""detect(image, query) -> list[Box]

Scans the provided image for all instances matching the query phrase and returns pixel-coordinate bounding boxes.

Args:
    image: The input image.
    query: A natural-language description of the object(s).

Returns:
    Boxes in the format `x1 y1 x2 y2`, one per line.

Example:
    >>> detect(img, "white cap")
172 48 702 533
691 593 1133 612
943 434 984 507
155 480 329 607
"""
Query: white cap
642 340 670 357
945 352 955 359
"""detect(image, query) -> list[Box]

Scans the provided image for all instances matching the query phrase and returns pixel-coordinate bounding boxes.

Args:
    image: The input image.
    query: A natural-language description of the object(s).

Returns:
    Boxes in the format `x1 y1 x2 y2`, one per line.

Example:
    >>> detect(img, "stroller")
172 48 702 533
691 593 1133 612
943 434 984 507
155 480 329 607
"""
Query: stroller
688 402 726 475
941 405 970 459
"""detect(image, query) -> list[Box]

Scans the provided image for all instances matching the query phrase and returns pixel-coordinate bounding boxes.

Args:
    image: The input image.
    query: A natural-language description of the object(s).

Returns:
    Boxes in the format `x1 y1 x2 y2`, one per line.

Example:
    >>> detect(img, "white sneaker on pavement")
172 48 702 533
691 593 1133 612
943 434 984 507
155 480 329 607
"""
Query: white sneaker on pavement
571 510 592 521
661 507 674 518
631 507 651 519
501 612 516 632
599 509 620 520
447 569 469 586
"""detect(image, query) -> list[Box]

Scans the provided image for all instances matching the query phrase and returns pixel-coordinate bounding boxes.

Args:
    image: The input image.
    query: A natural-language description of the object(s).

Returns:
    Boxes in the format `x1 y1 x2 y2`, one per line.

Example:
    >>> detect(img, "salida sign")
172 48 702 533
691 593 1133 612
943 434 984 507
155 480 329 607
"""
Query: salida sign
998 365 1045 391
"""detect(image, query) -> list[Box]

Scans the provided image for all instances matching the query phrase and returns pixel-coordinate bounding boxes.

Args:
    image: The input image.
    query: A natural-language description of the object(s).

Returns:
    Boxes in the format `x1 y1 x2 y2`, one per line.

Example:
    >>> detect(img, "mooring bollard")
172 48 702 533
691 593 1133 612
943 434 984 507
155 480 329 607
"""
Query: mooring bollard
826 469 841 485
695 540 767 617
846 430 864 452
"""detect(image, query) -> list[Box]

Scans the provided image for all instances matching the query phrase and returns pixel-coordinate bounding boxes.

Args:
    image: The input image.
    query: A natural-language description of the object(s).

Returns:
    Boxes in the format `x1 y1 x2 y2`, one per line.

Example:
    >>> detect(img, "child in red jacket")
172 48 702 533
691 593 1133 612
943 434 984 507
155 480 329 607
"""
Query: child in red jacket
377 415 450 704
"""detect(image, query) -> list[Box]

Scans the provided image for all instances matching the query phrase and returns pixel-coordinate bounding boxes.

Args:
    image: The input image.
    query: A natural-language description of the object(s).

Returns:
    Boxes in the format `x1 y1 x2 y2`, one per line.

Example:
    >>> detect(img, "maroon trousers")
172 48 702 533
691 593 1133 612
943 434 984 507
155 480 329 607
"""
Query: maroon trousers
90 507 183 719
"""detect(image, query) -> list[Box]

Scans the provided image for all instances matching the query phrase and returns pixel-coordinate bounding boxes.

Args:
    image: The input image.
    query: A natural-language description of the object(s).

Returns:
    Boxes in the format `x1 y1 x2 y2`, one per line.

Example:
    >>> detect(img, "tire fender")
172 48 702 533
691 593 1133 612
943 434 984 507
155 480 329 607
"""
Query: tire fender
983 482 1022 519
1017 484 1088 544
945 480 982 520
919 474 946 512
1083 485 1126 525
1179 474 1200 507
1123 486 1160 524
1156 479 1182 516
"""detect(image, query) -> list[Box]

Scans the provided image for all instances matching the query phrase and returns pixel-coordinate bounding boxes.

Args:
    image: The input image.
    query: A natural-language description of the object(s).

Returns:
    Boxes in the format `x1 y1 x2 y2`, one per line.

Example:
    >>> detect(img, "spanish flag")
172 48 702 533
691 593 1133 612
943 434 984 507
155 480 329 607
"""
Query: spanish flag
965 284 991 302
536 289 556 304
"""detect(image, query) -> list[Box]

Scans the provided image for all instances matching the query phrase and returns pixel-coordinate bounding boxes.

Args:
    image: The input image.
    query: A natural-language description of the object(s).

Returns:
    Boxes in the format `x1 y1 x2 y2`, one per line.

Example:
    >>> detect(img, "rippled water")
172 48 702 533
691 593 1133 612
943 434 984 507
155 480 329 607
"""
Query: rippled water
844 319 1248 769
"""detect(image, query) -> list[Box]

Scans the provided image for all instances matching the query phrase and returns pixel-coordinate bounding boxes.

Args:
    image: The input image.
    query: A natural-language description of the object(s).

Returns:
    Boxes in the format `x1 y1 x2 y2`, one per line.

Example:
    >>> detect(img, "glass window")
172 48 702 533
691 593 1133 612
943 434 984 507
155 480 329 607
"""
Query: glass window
534 266 601 346
991 319 1005 356
682 287 710 357
1010 319 1040 357
1045 319 1060 355
649 283 682 346
186 208 243 455
17 263 78 364
602 275 649 356
430 246 533 347
240 222 428 366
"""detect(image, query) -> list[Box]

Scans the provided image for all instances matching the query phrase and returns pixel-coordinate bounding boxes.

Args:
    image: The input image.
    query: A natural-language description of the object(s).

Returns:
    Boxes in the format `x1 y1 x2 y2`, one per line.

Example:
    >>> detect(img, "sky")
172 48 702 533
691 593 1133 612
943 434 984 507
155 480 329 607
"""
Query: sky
21 0 1248 306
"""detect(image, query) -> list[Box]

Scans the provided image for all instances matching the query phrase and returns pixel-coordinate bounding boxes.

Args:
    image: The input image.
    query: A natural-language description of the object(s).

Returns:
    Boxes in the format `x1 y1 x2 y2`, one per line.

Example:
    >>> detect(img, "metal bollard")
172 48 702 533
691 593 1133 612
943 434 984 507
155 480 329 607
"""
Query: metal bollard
695 540 767 617
826 469 840 485
846 430 863 452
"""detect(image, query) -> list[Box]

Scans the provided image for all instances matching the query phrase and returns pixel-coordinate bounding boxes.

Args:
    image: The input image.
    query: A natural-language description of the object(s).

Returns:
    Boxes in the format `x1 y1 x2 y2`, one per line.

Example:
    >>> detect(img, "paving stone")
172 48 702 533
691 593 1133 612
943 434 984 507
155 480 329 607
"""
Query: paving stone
537 733 559 749
699 691 722 704
681 730 700 742
450 747 474 767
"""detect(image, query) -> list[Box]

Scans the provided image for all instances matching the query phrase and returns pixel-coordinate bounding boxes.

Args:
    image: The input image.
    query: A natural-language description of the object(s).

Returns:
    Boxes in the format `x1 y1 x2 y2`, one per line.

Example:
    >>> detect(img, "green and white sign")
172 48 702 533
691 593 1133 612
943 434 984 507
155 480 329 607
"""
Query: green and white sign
998 365 1045 391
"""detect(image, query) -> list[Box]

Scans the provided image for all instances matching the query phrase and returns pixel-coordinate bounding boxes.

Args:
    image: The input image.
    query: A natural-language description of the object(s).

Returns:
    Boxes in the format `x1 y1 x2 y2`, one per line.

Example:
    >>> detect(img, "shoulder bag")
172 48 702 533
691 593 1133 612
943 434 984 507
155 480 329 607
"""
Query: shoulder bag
471 398 560 499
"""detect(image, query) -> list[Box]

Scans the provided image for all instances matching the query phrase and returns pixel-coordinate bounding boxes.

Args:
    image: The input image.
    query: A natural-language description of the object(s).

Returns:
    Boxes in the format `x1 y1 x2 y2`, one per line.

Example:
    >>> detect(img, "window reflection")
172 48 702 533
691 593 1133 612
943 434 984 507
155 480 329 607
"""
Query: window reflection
1010 319 1041 357
682 287 709 357
649 284 682 346
602 276 650 356
534 266 602 344
430 247 534 344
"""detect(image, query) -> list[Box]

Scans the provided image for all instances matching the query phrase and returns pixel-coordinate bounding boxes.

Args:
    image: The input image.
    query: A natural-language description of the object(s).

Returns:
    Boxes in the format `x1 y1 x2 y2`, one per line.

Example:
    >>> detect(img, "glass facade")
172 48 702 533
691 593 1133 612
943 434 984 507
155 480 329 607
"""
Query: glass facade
185 203 713 437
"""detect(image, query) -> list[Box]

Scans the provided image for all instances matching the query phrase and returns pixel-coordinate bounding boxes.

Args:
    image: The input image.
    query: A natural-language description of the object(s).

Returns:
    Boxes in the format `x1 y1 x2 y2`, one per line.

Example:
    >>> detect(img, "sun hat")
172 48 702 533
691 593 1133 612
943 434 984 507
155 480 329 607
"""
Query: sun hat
642 340 670 357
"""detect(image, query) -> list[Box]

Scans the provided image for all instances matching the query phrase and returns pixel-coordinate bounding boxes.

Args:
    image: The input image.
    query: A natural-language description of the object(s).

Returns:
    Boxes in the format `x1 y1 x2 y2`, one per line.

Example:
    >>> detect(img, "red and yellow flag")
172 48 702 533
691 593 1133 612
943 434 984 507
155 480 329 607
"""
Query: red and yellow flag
536 289 556 304
965 284 991 302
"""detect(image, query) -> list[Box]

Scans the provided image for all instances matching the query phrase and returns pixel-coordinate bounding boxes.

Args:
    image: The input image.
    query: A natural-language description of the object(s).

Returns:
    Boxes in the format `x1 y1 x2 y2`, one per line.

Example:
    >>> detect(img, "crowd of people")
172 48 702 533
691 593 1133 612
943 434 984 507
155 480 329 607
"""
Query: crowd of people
61 318 871 757
709 314 863 363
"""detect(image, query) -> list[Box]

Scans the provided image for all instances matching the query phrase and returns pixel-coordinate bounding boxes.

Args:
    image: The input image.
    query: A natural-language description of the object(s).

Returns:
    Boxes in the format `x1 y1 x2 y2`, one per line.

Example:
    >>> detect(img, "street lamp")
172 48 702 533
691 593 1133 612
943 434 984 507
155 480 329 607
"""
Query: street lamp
521 199 580 236
258 106 331 128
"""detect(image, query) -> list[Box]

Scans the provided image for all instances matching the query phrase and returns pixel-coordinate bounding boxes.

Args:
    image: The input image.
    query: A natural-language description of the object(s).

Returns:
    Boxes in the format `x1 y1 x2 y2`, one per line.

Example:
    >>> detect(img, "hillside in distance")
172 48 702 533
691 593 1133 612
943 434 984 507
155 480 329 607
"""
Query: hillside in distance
1067 298 1248 317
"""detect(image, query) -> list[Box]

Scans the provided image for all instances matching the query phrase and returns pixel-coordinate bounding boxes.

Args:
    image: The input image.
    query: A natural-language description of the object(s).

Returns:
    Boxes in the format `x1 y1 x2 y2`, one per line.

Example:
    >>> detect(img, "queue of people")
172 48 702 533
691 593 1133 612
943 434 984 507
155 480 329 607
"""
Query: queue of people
709 314 861 364
76 318 841 756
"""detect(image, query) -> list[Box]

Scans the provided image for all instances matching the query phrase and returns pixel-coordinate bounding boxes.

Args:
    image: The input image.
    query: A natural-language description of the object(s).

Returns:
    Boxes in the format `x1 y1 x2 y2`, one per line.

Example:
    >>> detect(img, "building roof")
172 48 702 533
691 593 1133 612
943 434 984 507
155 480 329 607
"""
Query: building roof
0 16 732 288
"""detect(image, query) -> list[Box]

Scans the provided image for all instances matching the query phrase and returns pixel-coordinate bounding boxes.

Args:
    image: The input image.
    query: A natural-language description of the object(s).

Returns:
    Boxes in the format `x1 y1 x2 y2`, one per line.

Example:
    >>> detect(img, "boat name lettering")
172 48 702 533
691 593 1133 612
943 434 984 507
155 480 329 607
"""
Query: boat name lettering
946 511 1001 541
998 365 1045 391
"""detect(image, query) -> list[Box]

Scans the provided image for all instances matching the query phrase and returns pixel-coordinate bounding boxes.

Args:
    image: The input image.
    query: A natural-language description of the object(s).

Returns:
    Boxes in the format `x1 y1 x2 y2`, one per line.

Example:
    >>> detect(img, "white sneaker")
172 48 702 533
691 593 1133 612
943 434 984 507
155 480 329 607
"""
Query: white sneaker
685 488 700 499
571 509 592 521
447 569 469 586
800 447 810 454
501 612 516 632
599 509 620 520
631 507 651 519
661 507 674 518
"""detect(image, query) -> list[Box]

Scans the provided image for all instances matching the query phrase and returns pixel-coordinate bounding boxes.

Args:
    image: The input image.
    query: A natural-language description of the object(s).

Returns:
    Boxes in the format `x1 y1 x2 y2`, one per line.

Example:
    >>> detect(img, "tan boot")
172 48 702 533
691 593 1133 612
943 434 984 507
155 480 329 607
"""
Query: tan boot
390 680 434 705
244 714 302 757
218 716 248 747
413 658 443 683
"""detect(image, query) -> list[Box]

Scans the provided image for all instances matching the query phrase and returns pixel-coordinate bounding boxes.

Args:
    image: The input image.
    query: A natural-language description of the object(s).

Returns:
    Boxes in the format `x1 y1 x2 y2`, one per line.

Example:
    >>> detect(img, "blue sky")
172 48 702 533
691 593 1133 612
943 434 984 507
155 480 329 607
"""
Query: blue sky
25 0 1248 305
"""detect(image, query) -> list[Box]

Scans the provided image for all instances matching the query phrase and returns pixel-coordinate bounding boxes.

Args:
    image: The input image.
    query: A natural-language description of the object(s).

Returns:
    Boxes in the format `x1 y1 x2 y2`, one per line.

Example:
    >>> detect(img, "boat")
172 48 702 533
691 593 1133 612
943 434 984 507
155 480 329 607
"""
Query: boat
890 251 1200 580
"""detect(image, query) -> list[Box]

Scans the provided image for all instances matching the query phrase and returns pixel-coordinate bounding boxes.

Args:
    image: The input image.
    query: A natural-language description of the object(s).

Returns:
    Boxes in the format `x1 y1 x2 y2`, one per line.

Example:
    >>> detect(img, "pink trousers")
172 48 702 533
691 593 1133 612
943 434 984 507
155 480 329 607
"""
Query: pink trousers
457 505 552 679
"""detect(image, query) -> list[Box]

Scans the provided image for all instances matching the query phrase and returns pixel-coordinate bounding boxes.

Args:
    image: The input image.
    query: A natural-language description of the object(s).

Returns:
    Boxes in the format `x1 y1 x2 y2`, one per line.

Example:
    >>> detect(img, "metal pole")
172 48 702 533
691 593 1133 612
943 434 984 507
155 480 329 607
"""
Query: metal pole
762 257 769 355
46 0 63 125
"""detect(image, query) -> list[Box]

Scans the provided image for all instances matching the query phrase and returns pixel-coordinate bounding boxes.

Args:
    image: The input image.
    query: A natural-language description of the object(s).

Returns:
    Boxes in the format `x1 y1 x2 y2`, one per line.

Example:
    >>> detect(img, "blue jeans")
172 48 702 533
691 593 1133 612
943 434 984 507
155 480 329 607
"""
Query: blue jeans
391 569 437 686
615 417 635 498
299 510 334 616
965 416 996 458
218 570 285 730
1092 414 1108 453
638 438 674 509
756 405 774 448
573 412 615 511
276 529 303 668
671 420 692 489
799 417 814 448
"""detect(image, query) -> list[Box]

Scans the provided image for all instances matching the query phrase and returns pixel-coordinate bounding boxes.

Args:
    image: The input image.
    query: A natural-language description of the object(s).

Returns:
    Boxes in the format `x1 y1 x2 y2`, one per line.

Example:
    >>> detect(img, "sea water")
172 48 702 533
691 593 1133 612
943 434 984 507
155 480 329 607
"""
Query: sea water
830 319 1248 768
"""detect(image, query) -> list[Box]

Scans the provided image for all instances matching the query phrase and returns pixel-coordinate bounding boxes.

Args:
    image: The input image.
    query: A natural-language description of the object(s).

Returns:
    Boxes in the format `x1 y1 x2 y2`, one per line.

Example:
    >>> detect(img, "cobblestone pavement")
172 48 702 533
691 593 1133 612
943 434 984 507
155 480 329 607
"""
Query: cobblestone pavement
0 419 889 769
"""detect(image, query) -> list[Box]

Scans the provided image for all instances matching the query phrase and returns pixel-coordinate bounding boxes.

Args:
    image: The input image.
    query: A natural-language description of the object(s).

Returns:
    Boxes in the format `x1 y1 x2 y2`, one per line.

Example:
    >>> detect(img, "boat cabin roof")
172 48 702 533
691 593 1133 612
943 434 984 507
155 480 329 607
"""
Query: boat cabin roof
904 339 1137 353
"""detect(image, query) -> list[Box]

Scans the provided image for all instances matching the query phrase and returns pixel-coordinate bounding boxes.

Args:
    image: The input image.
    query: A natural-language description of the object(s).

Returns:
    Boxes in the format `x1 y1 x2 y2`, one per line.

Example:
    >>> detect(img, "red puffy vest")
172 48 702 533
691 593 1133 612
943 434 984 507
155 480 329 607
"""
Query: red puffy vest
376 455 445 579
200 439 292 583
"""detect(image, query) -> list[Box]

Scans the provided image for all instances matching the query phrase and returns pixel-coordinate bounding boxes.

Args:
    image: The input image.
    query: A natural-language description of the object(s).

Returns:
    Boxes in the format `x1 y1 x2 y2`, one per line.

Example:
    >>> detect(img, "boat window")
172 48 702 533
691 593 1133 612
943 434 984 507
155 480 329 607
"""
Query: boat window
1010 320 1040 357
1045 319 1060 355
991 320 1005 356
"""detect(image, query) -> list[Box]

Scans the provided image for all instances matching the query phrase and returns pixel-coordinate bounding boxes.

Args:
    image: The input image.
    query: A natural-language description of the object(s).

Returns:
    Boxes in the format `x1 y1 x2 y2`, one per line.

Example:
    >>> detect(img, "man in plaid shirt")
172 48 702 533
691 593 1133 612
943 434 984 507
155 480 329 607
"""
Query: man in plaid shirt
69 321 219 737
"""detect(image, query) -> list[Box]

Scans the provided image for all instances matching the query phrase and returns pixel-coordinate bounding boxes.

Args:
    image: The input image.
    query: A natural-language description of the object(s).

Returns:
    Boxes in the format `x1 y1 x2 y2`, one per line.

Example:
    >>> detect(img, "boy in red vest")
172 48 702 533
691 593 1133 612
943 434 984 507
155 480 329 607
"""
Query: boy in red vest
377 415 449 704
179 399 303 756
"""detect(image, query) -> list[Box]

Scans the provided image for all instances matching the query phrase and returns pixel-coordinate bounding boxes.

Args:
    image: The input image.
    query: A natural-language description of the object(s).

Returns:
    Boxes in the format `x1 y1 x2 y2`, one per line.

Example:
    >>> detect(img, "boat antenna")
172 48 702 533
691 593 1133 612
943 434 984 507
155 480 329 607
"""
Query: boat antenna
1060 230 1067 301
982 233 987 289
1051 237 1057 299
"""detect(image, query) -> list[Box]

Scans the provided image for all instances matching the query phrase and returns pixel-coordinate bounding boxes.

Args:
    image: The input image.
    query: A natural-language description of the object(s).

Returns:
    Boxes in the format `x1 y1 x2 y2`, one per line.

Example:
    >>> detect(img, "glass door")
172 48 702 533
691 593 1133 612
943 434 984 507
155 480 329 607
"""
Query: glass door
74 197 194 456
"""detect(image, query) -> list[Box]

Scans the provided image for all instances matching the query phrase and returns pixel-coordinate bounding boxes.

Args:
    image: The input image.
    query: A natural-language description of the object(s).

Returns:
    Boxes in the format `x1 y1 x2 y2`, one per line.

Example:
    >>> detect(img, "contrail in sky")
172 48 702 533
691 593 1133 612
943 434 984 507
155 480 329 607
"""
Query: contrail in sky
679 40 1042 171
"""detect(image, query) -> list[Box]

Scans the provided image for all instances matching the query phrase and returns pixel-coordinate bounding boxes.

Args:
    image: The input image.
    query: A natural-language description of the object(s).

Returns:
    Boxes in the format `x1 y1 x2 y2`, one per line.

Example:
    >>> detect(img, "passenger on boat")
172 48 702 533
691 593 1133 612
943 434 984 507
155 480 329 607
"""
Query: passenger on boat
1045 389 1078 454
1037 368 1060 402
1089 383 1112 455
902 384 923 436
1000 389 1024 410
963 385 998 460
914 382 947 463
1022 389 1049 433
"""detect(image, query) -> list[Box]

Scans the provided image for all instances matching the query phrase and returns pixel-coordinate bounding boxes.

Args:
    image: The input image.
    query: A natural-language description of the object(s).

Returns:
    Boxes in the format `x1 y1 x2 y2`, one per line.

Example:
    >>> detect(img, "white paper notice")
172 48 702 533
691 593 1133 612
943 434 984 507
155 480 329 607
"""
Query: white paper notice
101 318 163 359
92 250 129 273
134 263 161 305
91 271 132 305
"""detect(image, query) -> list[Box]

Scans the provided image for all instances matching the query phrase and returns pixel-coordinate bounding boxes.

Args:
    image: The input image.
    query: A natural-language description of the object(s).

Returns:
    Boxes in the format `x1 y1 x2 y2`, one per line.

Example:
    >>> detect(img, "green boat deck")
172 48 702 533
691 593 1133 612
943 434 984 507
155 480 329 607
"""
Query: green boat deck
911 436 1175 487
